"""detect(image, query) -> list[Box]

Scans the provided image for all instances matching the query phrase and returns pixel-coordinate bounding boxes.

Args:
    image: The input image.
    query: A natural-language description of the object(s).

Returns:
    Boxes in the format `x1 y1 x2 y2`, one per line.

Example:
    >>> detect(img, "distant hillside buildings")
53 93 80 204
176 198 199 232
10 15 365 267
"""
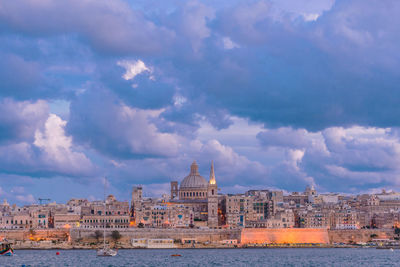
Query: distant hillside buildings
1 161 400 230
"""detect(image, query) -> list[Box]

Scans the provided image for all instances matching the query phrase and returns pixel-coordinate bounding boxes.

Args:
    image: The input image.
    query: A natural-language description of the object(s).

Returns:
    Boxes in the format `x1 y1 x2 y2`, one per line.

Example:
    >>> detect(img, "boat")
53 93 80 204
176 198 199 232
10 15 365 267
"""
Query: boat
97 178 117 257
0 242 14 256
97 247 118 257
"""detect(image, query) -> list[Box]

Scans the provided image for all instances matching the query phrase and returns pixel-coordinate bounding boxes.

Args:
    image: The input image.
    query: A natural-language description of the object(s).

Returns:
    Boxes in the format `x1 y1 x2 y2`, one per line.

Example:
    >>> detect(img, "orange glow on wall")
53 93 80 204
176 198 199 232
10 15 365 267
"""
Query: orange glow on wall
241 228 330 244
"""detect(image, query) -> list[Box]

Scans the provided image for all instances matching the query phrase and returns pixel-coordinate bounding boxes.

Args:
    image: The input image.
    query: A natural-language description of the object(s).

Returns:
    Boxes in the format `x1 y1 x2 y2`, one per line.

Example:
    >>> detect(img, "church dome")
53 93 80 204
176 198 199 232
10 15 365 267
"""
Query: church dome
180 161 208 189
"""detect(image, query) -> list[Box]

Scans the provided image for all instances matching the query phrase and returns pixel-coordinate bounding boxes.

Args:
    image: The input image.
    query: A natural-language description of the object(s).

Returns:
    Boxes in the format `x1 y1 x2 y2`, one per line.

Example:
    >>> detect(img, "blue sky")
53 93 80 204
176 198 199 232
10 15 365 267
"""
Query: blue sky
0 0 400 205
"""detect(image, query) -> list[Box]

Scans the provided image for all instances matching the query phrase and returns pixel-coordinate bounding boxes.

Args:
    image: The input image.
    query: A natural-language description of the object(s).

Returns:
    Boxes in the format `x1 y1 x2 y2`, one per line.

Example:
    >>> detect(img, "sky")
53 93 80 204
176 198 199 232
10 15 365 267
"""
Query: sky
1 0 400 205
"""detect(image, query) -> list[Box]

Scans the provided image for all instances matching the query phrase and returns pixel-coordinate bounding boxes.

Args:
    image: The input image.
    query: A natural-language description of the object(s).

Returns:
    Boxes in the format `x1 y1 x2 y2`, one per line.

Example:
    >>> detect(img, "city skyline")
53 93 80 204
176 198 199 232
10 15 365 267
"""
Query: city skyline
1 159 398 206
1 0 400 205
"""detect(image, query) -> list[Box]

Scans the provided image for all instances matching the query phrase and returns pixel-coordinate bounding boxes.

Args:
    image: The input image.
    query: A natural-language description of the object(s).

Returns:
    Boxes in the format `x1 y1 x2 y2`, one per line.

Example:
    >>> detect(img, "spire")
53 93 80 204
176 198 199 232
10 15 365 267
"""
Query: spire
209 161 216 185
190 160 199 175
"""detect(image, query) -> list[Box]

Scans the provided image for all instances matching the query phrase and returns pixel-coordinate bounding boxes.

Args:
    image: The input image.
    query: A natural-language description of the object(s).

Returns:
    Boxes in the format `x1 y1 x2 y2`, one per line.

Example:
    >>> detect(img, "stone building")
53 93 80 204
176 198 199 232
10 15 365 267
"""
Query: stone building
172 161 209 201
169 161 219 227
246 209 295 228
131 161 220 228
80 195 130 229
207 161 218 228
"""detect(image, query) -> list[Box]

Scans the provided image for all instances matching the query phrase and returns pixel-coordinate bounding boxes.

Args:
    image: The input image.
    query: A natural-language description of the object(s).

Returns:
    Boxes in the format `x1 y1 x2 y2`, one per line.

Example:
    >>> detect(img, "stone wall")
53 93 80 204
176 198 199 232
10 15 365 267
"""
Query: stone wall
1 228 395 245
70 228 241 243
0 229 70 241
241 228 330 244
328 229 394 244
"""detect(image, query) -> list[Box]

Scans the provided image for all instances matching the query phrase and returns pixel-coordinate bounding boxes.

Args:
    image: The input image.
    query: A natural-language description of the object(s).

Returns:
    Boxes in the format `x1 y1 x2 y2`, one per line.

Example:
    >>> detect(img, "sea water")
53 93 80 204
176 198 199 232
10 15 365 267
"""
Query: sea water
1 248 398 267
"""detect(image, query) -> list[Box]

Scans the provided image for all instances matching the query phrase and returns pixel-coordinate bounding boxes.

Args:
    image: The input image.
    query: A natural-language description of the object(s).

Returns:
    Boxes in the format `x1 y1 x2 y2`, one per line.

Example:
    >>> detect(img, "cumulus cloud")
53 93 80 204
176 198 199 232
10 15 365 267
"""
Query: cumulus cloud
191 139 268 184
0 111 93 177
257 126 400 192
177 1 215 52
68 88 180 159
33 114 93 174
257 127 315 149
0 98 48 144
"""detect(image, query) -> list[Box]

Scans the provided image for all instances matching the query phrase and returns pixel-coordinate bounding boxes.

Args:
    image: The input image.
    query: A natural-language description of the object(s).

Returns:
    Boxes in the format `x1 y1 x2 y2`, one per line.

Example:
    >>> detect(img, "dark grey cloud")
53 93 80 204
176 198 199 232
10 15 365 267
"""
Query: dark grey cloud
151 0 400 131
0 53 43 99
0 0 174 55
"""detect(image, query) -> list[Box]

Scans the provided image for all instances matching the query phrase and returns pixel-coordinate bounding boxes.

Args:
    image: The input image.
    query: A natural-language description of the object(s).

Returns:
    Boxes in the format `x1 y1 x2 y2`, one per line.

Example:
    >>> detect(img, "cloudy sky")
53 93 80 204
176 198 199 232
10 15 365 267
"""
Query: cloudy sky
1 0 400 205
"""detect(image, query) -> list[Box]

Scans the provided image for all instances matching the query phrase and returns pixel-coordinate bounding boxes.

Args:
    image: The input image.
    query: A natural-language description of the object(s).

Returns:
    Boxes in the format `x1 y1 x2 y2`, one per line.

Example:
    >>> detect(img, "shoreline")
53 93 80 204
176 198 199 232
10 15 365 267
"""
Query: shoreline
11 246 386 250
11 243 383 250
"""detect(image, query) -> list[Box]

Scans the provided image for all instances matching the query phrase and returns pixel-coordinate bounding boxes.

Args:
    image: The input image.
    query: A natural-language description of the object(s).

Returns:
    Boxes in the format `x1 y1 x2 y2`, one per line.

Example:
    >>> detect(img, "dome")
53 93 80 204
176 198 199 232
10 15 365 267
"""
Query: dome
180 161 208 189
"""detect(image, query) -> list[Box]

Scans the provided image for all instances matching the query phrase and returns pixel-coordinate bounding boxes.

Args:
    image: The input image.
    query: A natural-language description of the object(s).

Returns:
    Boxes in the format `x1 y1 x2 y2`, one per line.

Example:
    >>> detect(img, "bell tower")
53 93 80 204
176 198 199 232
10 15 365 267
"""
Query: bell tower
170 181 178 200
131 186 143 225
207 161 218 228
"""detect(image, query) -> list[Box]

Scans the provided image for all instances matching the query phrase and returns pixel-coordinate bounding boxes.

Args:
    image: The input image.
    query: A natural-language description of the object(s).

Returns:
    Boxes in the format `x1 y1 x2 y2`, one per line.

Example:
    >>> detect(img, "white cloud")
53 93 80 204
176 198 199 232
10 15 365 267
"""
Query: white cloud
222 37 240 50
179 1 215 52
0 98 49 143
257 125 400 191
173 94 187 108
270 0 334 22
257 127 317 149
15 194 35 204
33 114 93 174
117 59 151 80
302 13 320 22
11 186 25 194
0 112 94 177
119 105 180 157
142 183 170 197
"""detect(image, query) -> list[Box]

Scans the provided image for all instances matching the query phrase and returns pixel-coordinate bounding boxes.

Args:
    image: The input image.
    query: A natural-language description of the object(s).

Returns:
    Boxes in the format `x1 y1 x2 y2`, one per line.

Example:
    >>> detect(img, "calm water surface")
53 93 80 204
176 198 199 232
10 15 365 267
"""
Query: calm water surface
1 248 399 267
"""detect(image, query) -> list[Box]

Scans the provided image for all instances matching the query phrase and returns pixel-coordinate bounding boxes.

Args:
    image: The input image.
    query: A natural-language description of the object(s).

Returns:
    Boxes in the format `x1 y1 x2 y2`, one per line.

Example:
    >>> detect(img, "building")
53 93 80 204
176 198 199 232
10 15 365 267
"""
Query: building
81 195 130 229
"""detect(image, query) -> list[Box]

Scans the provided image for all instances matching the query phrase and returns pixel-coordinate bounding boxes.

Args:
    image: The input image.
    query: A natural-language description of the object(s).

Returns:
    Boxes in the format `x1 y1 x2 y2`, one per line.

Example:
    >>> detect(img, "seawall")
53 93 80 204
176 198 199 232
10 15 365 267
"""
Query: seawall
70 228 241 244
1 228 395 247
328 229 393 244
241 228 330 244
0 229 70 241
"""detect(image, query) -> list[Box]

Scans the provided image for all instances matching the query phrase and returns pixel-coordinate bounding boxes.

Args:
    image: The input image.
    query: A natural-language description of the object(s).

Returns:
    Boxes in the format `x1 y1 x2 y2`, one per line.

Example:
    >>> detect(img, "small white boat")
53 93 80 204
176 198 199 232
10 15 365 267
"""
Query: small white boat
97 247 117 257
